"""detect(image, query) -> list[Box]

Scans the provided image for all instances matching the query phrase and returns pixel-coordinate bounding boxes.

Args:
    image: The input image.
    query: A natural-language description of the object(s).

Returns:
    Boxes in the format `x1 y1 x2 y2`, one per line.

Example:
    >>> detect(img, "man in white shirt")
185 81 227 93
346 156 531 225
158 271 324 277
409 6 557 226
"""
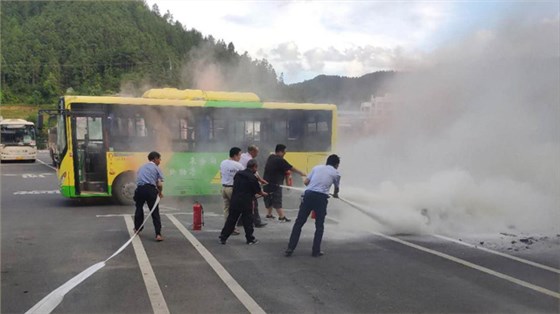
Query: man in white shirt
239 145 268 228
220 147 244 235
285 154 341 257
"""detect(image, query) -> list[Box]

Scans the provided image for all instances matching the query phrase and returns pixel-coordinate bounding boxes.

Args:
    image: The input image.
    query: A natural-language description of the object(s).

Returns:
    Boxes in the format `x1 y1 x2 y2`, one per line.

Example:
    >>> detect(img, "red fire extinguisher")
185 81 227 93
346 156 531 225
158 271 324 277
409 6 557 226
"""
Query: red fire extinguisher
193 201 204 230
285 170 293 186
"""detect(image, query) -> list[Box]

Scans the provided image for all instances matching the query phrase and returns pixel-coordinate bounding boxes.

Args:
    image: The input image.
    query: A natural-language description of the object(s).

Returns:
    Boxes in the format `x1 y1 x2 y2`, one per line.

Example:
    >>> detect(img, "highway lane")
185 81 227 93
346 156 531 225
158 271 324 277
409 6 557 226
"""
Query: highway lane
2 151 559 313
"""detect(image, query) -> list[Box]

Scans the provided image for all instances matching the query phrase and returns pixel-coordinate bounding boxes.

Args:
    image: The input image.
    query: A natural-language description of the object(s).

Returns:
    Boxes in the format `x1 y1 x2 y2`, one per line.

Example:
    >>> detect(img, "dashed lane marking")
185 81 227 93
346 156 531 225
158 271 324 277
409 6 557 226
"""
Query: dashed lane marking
167 214 266 314
123 215 170 314
14 190 60 195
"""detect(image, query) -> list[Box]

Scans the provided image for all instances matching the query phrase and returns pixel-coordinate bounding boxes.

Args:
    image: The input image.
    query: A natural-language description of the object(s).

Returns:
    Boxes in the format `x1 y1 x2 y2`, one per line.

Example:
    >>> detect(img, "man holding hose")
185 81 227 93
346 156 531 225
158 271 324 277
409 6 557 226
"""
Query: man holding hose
285 154 341 257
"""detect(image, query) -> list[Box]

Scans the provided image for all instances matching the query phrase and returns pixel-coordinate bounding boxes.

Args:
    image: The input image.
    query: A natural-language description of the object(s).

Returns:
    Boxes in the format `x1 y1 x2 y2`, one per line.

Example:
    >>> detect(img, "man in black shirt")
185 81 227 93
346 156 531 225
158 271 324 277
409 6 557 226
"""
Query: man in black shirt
219 159 268 245
263 144 306 222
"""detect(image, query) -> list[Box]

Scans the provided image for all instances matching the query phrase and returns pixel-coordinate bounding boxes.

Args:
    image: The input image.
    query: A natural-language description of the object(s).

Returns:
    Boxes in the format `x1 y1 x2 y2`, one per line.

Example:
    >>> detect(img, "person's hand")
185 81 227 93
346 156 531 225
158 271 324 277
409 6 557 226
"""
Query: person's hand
158 191 164 198
261 191 269 197
333 187 339 198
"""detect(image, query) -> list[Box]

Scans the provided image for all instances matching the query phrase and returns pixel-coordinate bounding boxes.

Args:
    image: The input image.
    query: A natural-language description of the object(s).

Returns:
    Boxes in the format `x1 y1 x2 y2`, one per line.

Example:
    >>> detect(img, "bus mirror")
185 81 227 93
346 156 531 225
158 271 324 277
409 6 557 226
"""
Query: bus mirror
37 114 44 129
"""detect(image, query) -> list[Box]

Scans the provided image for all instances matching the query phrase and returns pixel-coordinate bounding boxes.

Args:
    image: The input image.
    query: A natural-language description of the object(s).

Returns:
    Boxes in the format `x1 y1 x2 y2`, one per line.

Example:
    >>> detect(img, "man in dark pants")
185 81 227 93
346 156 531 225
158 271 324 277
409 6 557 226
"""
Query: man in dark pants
133 151 165 241
239 145 268 228
285 154 341 257
219 159 268 245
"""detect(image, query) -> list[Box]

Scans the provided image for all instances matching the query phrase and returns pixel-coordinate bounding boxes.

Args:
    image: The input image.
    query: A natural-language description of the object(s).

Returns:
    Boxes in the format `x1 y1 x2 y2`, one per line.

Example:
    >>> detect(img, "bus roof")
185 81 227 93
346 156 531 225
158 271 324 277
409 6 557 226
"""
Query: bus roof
0 119 34 126
64 89 337 111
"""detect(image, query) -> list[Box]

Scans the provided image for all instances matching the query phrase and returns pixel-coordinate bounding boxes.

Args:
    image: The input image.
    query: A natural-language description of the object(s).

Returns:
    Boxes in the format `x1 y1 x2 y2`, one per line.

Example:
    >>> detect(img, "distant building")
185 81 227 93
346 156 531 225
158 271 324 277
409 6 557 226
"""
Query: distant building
339 94 399 138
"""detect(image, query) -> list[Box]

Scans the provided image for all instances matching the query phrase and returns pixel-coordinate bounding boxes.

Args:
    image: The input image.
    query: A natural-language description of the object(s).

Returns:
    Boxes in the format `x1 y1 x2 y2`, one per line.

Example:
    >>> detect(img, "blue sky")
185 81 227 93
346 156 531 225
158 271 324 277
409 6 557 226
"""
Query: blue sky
148 1 559 84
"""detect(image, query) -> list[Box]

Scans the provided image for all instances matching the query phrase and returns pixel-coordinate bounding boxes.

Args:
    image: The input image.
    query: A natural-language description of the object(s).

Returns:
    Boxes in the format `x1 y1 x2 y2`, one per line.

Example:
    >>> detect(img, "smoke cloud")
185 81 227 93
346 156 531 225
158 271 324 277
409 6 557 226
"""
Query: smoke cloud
337 13 560 236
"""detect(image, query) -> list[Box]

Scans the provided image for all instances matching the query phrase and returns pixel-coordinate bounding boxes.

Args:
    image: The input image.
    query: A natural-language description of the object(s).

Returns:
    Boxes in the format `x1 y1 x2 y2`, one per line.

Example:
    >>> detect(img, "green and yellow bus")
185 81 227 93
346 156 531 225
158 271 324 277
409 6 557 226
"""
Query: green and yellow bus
39 88 337 204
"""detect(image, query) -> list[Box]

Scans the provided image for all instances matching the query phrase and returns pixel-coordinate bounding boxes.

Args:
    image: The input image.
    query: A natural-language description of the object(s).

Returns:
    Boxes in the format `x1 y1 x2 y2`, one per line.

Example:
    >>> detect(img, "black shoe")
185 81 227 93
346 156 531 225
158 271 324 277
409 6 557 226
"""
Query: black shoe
266 215 276 219
278 216 291 222
284 249 293 257
219 236 226 245
312 251 324 257
255 223 268 228
247 239 259 245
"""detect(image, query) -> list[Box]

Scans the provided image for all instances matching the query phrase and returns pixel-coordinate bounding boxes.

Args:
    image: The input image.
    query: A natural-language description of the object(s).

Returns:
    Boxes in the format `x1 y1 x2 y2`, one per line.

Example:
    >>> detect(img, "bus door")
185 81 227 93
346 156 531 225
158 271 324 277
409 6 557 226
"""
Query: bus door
72 115 108 194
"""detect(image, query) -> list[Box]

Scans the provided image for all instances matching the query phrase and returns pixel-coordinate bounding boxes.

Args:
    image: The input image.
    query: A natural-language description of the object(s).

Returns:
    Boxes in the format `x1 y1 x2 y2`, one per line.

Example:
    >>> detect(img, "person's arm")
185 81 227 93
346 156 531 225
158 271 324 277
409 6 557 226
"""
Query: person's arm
291 166 306 177
332 186 339 198
157 167 164 198
255 171 268 185
304 177 310 186
253 178 268 197
157 179 163 198
332 174 341 198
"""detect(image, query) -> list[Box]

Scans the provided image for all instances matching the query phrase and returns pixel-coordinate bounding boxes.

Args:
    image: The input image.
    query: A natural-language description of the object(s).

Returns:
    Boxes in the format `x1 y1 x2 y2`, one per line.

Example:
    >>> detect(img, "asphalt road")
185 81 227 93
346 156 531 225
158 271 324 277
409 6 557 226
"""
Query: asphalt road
2 151 559 313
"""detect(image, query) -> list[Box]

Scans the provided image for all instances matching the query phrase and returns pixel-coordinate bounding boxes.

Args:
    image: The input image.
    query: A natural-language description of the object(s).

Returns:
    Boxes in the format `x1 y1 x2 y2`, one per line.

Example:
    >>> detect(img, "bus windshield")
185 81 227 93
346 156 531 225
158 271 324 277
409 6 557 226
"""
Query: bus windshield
0 125 36 146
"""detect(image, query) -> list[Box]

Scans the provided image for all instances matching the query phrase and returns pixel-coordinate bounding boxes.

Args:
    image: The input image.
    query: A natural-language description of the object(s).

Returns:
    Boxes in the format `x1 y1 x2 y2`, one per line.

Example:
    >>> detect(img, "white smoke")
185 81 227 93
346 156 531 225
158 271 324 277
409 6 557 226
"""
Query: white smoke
337 13 560 236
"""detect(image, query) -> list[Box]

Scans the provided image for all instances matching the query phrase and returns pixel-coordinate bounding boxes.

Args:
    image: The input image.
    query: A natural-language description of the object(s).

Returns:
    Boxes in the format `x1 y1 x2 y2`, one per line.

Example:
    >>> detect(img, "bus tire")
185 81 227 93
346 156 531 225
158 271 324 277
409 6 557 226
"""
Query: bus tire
113 172 136 205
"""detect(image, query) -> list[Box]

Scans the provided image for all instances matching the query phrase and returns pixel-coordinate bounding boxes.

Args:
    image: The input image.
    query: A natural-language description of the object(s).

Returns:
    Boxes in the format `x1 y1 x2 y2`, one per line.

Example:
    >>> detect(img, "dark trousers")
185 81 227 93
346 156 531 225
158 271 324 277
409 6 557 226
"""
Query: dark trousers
221 205 255 243
287 190 328 255
134 185 161 236
237 197 263 226
253 198 263 225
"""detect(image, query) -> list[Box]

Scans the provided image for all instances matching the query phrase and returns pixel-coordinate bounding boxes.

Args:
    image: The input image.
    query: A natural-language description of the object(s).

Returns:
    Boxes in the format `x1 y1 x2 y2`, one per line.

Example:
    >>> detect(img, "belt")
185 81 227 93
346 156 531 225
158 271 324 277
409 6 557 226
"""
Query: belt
139 184 156 188
222 184 233 187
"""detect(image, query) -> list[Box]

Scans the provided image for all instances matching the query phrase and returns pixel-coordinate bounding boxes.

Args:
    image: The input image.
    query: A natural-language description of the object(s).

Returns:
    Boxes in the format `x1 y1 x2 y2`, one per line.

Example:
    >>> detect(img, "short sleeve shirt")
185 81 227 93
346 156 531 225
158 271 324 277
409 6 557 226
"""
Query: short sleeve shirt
263 154 293 185
220 159 244 185
136 161 164 186
305 165 340 195
239 152 251 168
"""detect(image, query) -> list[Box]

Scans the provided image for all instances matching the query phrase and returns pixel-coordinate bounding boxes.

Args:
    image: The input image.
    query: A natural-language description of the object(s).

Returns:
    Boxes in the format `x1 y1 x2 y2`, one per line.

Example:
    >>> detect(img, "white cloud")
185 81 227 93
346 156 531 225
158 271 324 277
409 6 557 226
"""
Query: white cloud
148 1 557 83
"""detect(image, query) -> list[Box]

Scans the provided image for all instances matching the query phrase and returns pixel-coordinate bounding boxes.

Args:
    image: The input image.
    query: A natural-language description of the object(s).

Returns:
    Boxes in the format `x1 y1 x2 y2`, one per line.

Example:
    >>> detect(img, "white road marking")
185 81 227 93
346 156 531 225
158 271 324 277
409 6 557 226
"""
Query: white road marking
14 190 60 195
167 214 266 314
123 216 170 314
22 173 52 178
326 216 560 299
36 158 57 171
434 234 560 274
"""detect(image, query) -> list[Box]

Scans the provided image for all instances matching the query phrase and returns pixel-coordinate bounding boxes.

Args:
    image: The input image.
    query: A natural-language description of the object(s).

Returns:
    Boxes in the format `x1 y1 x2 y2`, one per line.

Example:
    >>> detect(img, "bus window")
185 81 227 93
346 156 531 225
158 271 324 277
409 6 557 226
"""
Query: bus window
214 119 226 141
56 115 66 155
88 117 103 140
273 120 287 138
76 117 88 140
245 120 261 142
288 118 303 140
197 114 212 142
180 118 189 140
135 117 147 137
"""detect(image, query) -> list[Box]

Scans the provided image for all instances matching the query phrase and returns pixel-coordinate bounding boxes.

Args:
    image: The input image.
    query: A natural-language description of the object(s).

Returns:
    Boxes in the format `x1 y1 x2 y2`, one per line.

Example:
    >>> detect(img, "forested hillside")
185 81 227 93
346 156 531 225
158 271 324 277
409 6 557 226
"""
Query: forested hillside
0 0 281 104
0 0 394 108
284 71 396 108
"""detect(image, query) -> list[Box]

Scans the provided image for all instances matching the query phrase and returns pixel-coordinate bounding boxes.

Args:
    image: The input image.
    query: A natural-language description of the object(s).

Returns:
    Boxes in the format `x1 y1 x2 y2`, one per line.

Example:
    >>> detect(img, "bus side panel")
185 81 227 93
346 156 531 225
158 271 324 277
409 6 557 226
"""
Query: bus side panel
285 152 330 181
106 152 144 187
107 152 223 197
165 152 222 196
57 150 75 198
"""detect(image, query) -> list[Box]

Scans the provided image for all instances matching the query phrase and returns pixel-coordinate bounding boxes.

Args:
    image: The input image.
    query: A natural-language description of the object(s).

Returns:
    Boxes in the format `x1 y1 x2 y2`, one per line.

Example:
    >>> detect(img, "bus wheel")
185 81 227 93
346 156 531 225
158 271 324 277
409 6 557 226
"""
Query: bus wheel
113 173 136 205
